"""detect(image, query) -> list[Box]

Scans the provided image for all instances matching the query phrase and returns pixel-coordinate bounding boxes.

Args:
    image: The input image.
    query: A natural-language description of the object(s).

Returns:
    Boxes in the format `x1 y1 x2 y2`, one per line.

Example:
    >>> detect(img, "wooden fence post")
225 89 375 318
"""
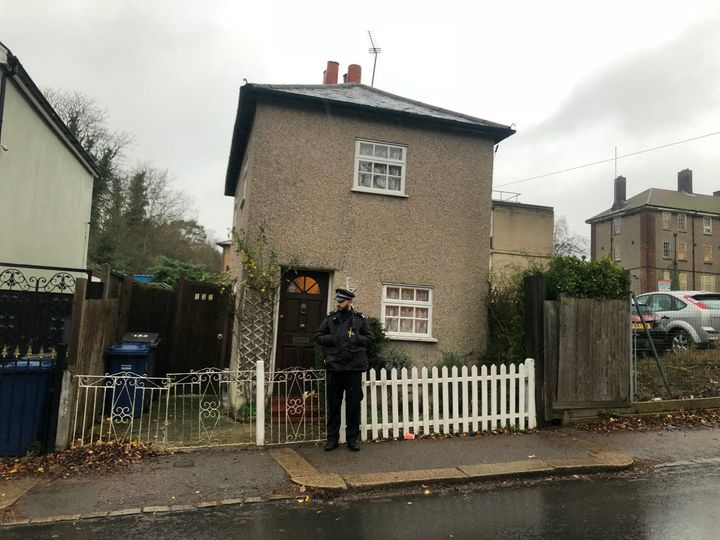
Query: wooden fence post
523 275 547 425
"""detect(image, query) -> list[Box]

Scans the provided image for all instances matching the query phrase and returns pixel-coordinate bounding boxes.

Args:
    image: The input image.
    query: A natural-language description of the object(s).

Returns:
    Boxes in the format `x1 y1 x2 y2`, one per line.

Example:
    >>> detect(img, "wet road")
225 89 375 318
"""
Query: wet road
6 463 720 539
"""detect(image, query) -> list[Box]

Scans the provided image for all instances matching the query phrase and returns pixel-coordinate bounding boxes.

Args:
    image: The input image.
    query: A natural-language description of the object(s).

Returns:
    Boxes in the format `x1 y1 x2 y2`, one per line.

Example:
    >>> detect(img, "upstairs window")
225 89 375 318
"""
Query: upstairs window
678 242 687 261
704 216 713 235
662 211 672 230
662 240 671 259
354 140 406 196
382 285 432 339
705 245 713 263
613 217 621 235
613 244 621 261
678 213 687 232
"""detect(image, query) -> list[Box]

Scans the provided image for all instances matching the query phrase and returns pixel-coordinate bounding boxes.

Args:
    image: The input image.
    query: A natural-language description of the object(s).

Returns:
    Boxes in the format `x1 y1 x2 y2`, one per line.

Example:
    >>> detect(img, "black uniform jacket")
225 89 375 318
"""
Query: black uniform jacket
314 309 375 371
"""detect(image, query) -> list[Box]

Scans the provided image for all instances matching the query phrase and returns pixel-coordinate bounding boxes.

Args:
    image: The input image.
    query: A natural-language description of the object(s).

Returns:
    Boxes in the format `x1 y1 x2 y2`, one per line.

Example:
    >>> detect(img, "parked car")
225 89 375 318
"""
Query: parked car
631 304 667 354
635 291 720 350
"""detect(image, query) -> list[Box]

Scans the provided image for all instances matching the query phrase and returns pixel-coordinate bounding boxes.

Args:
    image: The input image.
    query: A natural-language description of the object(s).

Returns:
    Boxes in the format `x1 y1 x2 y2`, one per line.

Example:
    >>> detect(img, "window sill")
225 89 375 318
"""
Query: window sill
386 334 438 343
351 187 408 198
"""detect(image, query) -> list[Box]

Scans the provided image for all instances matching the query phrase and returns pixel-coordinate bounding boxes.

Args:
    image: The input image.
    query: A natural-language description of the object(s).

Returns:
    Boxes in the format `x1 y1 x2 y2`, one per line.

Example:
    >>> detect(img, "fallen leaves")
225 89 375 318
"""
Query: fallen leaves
0 439 163 481
578 409 720 433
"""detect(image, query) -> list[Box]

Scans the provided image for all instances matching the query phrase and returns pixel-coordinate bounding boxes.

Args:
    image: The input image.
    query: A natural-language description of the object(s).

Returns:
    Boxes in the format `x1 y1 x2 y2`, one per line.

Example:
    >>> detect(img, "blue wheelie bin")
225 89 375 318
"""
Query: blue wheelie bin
0 358 54 457
104 342 155 419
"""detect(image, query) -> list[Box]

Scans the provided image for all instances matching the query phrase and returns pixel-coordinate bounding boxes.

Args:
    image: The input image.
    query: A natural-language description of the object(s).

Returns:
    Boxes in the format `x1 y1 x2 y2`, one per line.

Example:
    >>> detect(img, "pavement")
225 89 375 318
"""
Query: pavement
2 425 719 528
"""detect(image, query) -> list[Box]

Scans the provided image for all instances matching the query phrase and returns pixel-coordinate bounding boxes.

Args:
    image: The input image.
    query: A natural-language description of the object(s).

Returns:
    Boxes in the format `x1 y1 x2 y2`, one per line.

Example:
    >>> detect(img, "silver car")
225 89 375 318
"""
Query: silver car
635 291 720 349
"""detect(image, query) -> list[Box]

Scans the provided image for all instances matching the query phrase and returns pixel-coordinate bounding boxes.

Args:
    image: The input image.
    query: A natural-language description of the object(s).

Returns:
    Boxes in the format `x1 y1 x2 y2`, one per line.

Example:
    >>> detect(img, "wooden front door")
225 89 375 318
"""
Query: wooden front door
275 270 329 370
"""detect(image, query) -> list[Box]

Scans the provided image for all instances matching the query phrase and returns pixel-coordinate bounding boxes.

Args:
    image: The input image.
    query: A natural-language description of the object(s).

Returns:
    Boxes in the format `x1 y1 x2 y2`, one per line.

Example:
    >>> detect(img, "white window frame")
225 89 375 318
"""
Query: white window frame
678 241 687 261
678 213 687 232
381 284 435 342
662 240 671 259
705 245 713 264
613 244 620 261
613 217 621 235
704 216 712 235
662 211 672 230
353 139 407 197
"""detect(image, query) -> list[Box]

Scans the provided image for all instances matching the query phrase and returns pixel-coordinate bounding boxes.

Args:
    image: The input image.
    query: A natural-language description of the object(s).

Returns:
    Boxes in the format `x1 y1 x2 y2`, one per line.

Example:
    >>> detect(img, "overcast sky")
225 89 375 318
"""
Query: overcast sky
2 0 719 243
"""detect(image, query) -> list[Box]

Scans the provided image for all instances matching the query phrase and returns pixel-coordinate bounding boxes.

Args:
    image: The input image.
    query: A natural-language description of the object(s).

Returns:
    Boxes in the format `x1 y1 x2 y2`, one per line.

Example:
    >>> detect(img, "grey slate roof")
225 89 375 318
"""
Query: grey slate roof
250 84 513 131
224 83 515 196
587 188 720 223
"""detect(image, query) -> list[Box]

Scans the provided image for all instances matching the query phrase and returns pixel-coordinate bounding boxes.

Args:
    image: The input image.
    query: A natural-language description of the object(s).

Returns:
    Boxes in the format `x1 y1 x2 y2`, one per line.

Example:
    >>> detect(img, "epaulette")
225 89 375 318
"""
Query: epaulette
353 311 367 318
327 310 338 316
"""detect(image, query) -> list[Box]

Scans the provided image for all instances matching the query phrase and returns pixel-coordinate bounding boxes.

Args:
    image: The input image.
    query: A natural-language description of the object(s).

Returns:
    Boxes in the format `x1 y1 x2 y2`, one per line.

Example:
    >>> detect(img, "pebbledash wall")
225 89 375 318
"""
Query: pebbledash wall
232 99 497 366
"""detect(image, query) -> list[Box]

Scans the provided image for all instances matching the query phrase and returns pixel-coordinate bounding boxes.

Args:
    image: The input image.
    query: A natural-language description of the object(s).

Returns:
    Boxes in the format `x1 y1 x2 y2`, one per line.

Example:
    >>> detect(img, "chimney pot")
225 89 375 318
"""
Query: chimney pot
612 176 626 210
678 169 693 194
347 64 362 84
323 61 339 84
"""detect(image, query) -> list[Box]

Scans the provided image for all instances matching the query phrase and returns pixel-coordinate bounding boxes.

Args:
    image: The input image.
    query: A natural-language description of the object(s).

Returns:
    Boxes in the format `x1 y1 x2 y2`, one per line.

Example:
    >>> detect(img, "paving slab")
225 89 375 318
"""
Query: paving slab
13 446 291 520
460 460 554 478
296 432 589 476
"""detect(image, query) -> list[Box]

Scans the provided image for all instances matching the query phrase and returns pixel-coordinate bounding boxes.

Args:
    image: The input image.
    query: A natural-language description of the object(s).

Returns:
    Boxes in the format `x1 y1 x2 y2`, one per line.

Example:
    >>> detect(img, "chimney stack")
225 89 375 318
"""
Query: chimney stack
323 61 339 84
612 176 626 210
678 169 693 193
347 64 362 84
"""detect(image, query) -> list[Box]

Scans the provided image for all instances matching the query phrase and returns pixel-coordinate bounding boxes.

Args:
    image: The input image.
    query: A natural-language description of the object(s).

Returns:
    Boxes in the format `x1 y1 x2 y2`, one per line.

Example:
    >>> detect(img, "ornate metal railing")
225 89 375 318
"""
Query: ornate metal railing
71 368 257 449
0 262 90 294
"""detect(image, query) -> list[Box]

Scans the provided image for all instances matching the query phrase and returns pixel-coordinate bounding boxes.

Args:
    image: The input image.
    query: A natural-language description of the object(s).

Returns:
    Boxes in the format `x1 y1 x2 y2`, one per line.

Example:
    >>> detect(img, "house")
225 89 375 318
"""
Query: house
0 41 99 270
586 169 720 293
490 197 554 275
224 61 514 368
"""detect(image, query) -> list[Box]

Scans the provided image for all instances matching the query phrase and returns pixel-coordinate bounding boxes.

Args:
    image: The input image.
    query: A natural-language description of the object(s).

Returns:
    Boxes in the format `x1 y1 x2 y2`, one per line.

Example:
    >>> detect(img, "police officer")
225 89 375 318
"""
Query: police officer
315 287 374 451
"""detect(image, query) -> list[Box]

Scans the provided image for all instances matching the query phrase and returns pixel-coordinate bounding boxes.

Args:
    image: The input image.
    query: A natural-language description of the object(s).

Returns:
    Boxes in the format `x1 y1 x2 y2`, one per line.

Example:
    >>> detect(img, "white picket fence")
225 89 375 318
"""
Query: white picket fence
357 359 536 441
255 358 537 445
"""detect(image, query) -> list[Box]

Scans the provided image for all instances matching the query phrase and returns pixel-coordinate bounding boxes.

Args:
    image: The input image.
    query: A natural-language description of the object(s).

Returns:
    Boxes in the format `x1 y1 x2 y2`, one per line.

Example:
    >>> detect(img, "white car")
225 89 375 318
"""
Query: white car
635 291 720 349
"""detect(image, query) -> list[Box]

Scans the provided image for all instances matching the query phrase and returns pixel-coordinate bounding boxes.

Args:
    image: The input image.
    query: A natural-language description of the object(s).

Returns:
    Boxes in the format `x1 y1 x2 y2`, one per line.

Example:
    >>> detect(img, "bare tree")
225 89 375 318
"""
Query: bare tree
554 215 589 258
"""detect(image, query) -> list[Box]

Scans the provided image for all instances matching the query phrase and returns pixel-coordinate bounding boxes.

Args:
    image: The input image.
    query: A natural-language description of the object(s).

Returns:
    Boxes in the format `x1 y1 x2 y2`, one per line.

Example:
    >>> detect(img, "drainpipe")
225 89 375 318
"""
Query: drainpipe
691 214 696 289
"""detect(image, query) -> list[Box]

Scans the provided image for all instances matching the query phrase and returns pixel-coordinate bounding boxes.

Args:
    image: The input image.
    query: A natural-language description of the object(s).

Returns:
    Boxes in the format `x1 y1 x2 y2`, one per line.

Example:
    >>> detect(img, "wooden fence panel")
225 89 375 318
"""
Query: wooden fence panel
74 299 119 375
552 297 630 407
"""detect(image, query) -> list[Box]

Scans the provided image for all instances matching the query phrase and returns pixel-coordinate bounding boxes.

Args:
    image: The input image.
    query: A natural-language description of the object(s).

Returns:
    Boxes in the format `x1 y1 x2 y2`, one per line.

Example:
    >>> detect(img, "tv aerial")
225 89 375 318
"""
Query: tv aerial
367 31 381 87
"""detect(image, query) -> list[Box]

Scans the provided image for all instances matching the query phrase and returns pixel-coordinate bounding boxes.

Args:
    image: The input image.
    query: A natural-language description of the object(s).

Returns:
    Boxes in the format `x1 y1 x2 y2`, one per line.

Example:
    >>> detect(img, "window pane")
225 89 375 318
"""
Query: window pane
385 305 399 317
401 288 415 300
416 307 428 319
373 163 387 174
359 160 372 173
359 173 372 187
400 319 413 332
400 306 414 318
416 289 429 302
373 175 387 188
386 287 400 300
374 145 388 158
389 147 403 160
388 165 402 176
359 142 374 156
385 318 399 332
388 177 401 191
415 320 428 334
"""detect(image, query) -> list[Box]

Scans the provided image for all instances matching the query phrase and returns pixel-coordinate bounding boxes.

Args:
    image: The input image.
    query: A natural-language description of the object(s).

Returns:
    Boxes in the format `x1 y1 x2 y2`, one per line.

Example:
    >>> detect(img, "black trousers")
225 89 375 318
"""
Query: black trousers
326 370 363 443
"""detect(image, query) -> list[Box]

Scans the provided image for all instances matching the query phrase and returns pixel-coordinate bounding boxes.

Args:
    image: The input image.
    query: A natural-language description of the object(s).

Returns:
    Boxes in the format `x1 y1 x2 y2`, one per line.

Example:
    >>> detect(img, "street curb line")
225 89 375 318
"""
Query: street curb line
0 494 298 528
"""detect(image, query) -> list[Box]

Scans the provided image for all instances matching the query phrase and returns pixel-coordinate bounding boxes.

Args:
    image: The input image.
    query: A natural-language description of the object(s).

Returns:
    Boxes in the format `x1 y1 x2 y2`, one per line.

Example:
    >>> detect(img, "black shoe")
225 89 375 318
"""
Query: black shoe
324 440 339 451
347 440 360 452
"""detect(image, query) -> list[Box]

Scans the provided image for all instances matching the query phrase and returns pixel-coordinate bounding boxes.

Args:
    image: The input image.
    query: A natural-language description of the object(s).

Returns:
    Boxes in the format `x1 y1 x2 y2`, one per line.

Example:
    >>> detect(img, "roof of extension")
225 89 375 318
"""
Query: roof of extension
0 41 100 177
587 188 720 223
224 83 515 196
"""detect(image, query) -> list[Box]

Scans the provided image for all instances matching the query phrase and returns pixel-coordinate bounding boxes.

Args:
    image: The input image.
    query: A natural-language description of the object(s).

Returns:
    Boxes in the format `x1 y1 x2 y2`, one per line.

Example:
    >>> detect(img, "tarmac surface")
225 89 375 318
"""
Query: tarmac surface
1 425 719 527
